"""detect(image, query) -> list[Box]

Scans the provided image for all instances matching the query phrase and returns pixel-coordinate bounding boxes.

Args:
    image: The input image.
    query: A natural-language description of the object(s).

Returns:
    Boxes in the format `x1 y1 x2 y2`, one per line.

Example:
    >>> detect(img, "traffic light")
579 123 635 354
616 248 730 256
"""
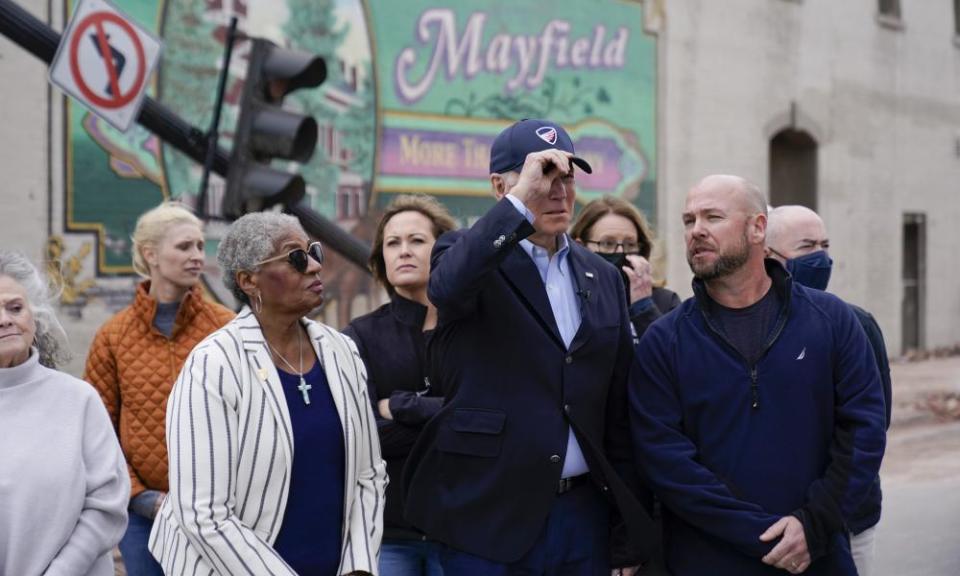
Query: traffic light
223 38 326 218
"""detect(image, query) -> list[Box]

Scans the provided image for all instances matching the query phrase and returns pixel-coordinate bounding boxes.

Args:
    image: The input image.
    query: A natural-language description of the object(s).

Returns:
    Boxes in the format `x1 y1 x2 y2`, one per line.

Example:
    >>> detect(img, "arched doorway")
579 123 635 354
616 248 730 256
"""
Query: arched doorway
769 129 818 210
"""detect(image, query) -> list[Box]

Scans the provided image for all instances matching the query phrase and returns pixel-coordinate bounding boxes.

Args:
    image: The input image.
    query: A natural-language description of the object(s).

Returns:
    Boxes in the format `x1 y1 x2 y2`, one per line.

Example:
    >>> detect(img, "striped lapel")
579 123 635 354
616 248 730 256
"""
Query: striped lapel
305 320 349 439
233 307 294 472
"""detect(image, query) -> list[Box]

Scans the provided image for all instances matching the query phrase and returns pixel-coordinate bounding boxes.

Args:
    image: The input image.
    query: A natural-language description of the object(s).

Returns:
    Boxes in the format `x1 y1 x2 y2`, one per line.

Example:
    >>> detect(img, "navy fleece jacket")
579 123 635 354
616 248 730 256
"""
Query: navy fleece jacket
630 262 886 575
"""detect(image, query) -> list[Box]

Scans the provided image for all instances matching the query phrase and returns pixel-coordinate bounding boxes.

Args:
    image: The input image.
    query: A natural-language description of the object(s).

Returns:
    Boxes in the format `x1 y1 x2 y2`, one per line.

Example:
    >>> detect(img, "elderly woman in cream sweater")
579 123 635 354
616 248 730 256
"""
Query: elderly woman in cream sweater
0 249 129 575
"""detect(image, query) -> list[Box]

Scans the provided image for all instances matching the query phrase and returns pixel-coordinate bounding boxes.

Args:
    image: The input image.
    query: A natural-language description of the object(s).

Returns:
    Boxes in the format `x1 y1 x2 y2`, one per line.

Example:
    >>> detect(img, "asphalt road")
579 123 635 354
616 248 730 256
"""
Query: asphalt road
874 419 960 576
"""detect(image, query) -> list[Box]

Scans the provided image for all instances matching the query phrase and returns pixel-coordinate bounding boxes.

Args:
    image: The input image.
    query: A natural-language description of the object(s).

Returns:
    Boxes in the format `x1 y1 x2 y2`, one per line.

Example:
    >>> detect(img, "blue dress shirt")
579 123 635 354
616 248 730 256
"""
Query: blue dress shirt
507 194 589 478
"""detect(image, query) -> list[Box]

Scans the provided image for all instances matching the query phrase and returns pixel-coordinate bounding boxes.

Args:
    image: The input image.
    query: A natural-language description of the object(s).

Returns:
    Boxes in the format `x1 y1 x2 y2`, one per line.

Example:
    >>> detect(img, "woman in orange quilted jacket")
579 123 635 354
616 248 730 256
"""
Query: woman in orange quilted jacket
84 202 234 576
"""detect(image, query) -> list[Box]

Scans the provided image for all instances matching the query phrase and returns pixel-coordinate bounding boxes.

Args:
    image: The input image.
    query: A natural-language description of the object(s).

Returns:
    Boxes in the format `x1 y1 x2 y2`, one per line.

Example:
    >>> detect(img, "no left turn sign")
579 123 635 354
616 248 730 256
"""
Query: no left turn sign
50 0 162 131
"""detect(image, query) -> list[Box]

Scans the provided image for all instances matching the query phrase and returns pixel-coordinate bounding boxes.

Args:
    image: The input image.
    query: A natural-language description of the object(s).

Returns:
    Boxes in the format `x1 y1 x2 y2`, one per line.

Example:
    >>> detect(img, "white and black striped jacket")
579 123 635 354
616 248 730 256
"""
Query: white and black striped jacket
148 307 387 575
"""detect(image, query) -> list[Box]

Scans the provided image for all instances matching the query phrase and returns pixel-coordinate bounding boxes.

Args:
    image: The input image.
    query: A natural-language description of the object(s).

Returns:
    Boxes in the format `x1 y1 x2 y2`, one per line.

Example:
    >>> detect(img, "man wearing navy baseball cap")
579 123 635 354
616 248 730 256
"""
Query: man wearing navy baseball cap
404 119 653 575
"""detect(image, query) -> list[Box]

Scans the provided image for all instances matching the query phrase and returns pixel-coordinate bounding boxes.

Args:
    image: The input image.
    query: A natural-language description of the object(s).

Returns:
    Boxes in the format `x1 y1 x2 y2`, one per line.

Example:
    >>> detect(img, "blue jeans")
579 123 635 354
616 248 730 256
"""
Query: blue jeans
440 484 609 575
118 510 164 576
381 539 444 576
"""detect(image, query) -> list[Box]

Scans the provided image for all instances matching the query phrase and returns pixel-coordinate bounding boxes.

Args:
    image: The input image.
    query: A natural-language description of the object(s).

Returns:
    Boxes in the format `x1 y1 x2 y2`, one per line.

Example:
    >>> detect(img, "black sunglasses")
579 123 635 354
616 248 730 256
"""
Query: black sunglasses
255 241 324 273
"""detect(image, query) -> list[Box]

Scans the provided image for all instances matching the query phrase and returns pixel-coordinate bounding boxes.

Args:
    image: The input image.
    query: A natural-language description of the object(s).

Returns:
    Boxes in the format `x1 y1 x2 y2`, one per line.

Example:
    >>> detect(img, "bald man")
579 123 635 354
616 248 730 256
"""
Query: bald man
629 175 886 575
767 205 891 576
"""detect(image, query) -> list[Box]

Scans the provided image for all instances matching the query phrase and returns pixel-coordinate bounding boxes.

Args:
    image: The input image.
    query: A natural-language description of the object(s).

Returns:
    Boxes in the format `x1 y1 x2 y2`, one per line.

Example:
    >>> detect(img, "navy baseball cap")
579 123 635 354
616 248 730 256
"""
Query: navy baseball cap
489 119 592 175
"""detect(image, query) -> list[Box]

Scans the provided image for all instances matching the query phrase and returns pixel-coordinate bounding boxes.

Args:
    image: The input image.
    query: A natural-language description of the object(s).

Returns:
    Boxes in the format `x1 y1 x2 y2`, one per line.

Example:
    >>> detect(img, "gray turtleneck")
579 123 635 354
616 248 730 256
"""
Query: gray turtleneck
0 350 129 576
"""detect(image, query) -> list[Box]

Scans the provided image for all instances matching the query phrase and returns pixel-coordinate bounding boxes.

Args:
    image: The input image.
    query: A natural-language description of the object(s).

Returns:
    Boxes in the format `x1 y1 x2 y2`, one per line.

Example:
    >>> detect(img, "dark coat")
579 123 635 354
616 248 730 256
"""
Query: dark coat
403 198 655 565
343 295 442 541
847 304 892 534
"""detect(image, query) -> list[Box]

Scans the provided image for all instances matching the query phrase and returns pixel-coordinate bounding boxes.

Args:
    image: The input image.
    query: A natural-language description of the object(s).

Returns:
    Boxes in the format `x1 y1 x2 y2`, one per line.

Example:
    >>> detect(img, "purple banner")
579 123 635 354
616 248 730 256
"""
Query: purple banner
379 127 624 190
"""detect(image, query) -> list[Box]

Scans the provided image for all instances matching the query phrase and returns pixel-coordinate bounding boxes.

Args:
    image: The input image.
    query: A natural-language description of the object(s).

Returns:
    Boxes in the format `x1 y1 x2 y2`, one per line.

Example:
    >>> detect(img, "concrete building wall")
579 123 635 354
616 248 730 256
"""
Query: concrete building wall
1 0 958 370
0 0 50 261
657 0 960 354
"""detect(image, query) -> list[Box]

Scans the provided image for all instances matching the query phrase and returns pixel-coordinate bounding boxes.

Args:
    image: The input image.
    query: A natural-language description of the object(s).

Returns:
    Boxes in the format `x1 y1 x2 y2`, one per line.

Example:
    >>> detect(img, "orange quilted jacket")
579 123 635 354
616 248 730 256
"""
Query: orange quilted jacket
84 281 234 497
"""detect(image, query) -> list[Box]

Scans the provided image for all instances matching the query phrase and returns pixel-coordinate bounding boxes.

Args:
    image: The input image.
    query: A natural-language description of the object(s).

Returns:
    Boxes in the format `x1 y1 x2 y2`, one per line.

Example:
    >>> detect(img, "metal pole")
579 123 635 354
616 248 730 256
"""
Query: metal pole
0 0 371 270
197 15 238 217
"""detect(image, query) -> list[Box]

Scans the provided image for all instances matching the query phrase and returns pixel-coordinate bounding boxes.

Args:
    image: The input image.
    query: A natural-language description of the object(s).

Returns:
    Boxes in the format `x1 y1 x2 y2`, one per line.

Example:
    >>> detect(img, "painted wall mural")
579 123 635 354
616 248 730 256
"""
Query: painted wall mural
60 0 656 325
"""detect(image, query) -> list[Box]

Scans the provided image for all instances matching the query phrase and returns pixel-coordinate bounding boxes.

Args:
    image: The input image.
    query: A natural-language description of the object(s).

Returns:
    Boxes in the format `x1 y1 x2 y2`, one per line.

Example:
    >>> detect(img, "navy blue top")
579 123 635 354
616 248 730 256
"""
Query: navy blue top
712 286 782 365
272 360 345 575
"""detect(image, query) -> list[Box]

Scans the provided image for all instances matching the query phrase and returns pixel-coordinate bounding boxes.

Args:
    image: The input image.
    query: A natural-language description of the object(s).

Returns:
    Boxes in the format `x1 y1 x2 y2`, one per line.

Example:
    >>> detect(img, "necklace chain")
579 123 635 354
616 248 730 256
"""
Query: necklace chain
266 327 303 376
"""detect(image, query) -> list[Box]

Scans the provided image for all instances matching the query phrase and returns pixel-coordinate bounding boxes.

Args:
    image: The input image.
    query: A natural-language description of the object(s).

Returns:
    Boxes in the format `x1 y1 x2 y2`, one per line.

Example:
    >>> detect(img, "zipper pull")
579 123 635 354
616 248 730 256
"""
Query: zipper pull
750 367 760 409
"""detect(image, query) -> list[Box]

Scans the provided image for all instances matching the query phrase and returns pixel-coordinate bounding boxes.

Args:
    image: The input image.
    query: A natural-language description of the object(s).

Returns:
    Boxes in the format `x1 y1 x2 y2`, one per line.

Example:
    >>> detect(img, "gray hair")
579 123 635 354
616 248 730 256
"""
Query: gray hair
0 250 70 368
217 212 304 304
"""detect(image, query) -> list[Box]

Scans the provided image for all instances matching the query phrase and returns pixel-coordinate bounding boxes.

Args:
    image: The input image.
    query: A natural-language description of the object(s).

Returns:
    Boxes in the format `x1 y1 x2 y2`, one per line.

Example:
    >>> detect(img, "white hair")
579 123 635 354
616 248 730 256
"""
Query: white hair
0 250 70 368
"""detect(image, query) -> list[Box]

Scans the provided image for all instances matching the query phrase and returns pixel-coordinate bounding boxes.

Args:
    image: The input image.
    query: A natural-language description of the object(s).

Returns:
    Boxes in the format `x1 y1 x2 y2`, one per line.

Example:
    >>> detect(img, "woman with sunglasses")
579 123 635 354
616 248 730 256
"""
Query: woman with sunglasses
343 194 457 576
84 201 233 576
148 211 387 575
570 196 681 340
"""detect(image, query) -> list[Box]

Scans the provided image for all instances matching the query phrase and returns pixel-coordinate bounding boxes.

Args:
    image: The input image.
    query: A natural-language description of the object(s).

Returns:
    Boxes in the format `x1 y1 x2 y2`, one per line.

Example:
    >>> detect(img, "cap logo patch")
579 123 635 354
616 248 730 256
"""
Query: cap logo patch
535 126 558 145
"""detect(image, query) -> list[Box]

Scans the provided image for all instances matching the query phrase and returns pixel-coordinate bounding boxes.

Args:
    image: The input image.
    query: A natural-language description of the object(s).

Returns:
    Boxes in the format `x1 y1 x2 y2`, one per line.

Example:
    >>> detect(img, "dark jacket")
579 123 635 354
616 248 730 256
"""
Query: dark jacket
343 296 442 541
630 261 886 575
403 198 655 565
631 287 682 341
848 304 892 534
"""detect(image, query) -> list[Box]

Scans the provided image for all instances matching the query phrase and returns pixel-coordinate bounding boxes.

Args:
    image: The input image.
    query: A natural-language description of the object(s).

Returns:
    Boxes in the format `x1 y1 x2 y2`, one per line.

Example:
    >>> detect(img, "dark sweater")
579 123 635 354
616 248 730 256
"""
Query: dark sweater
344 295 442 541
273 362 344 573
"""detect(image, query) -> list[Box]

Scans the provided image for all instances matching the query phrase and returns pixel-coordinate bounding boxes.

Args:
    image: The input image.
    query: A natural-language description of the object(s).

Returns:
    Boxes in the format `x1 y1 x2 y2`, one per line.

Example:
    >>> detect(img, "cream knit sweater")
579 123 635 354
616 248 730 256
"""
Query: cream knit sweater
0 349 129 575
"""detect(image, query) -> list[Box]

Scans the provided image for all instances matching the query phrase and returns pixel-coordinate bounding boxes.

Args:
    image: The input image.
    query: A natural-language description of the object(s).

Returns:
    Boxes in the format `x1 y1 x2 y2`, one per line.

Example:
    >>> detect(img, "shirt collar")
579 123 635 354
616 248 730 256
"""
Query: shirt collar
519 234 571 261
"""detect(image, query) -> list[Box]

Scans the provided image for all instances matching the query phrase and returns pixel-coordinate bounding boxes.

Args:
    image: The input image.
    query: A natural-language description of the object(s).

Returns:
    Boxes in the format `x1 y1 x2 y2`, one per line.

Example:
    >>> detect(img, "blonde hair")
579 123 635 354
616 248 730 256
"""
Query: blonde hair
131 201 202 278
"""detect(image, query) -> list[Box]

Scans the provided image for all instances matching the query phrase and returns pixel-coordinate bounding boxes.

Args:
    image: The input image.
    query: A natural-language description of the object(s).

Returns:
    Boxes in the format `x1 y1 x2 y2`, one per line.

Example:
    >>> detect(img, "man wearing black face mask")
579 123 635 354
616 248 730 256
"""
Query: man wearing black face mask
766 205 891 576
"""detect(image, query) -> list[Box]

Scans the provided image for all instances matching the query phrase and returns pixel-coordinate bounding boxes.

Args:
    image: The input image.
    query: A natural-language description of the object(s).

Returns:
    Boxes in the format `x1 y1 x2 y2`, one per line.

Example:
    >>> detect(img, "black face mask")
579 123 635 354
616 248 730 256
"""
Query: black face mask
596 252 631 298
596 252 627 269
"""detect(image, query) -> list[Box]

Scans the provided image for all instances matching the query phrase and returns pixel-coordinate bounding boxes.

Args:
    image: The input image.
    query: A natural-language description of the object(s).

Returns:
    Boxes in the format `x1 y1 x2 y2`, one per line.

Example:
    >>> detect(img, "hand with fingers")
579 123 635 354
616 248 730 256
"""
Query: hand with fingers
760 516 811 574
611 565 643 576
507 149 575 219
622 254 654 304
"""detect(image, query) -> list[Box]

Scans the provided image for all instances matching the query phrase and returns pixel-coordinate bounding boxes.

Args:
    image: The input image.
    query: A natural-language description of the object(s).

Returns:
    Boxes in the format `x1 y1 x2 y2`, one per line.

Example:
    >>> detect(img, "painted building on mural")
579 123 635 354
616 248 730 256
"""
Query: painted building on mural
1 0 958 376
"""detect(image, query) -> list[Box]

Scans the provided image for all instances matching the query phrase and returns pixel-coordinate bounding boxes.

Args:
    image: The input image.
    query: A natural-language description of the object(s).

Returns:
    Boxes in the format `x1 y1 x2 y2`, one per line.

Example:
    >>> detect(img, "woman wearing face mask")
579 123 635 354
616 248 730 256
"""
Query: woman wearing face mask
84 202 234 575
149 211 387 575
343 194 458 576
0 250 129 575
571 196 681 339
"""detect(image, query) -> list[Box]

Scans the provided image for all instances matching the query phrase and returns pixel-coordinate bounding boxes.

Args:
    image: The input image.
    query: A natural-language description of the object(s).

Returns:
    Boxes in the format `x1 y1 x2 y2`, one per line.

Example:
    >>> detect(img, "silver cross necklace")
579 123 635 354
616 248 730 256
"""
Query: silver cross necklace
266 328 312 405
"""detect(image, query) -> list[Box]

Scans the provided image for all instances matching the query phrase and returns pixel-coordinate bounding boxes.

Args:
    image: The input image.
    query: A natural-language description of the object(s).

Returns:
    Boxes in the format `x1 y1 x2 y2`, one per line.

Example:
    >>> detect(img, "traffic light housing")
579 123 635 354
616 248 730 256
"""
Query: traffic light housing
223 38 326 218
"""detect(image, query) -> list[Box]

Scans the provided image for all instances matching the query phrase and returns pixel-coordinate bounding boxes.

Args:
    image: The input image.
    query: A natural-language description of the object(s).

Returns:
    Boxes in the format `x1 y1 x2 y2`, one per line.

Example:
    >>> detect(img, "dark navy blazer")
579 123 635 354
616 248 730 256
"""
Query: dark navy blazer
403 198 655 564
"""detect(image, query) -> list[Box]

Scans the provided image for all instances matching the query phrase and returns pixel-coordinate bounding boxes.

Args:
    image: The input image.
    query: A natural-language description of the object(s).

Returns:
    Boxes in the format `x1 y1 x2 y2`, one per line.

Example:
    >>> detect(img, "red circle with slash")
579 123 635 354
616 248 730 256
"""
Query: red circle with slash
68 11 146 109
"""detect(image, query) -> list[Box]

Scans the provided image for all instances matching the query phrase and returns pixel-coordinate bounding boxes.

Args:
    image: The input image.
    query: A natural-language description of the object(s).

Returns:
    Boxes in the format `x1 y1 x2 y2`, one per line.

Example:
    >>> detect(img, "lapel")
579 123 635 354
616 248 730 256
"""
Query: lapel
567 245 598 355
234 308 294 472
500 244 564 348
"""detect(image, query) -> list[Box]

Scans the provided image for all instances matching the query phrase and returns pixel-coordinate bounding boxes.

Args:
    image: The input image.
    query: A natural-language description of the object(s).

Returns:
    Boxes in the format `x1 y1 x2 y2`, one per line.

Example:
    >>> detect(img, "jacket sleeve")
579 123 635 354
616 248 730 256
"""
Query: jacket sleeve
853 307 892 429
83 322 147 498
428 198 535 321
793 303 887 560
341 336 389 575
342 324 424 459
388 392 443 427
630 322 783 558
165 344 298 576
607 278 655 567
630 288 681 341
44 392 129 576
